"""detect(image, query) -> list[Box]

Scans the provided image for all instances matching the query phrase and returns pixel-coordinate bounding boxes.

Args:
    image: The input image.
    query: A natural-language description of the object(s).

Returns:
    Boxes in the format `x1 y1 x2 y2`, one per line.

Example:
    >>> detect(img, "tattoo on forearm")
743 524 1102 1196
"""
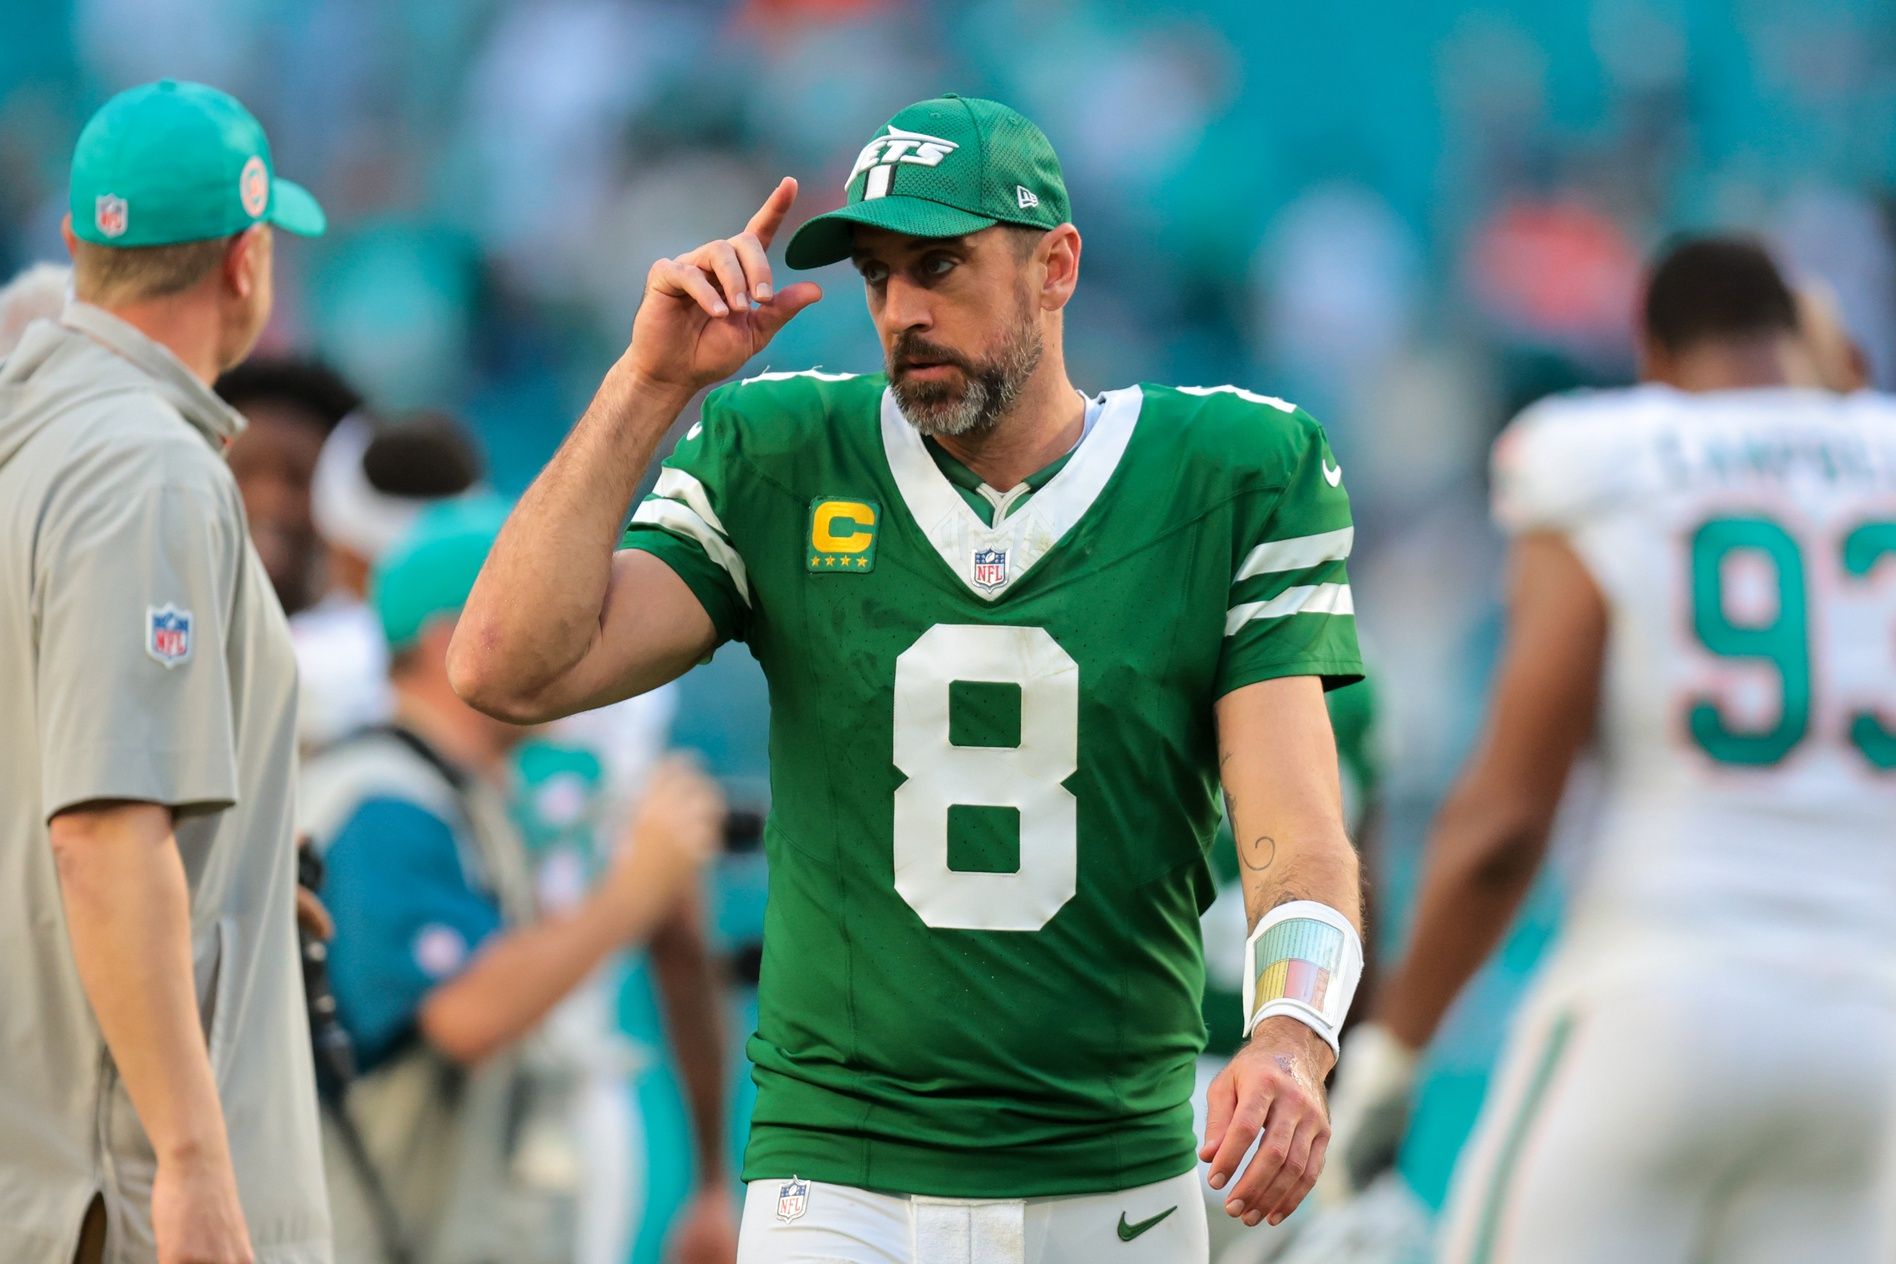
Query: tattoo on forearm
1241 834 1277 872
1218 748 1236 821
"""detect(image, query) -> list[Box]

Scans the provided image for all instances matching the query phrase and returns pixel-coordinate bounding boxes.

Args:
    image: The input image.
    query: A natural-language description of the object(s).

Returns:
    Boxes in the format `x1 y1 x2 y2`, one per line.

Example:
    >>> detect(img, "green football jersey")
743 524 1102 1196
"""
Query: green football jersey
621 370 1363 1197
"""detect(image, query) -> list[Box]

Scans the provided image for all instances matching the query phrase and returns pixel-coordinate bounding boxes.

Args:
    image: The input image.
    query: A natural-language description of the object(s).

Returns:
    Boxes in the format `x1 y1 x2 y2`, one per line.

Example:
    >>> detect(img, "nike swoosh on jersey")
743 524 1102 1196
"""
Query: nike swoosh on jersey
1322 459 1343 486
1116 1206 1177 1241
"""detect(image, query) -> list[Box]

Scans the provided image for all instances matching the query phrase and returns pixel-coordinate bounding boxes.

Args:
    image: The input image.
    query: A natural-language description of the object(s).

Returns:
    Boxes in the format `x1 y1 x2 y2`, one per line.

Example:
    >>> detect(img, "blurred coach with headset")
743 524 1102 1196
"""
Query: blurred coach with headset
0 82 330 1264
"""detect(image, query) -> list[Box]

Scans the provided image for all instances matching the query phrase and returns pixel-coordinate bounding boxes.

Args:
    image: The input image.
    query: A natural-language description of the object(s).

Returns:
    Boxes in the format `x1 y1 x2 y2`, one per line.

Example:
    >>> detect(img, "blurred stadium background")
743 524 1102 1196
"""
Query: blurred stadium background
5 0 1894 1257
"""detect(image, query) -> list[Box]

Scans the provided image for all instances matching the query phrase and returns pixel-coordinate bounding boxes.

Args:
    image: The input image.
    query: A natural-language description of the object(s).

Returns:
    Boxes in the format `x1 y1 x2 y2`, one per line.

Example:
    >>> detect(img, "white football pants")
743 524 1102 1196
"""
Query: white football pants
736 1169 1208 1264
1437 956 1896 1264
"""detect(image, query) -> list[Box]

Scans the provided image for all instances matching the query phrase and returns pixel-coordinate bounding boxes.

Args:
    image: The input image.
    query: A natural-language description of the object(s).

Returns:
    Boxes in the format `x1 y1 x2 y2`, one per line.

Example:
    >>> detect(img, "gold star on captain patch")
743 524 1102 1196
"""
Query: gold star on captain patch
855 557 868 568
809 556 820 567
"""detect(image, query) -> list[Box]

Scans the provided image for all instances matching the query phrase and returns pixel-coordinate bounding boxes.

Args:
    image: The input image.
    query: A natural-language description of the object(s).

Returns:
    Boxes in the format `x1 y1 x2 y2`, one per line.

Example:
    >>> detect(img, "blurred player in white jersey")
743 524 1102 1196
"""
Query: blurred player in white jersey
1321 236 1896 1263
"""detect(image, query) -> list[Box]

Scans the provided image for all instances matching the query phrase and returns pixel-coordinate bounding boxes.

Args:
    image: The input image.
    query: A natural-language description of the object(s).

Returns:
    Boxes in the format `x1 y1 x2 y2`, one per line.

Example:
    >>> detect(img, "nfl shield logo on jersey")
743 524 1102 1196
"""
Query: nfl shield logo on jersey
146 605 193 668
775 1177 809 1223
971 547 1008 591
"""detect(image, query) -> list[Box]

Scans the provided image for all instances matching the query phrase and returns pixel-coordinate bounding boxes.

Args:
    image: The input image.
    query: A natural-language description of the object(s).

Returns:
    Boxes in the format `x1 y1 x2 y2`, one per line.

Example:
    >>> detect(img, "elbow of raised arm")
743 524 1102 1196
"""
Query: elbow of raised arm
446 620 562 726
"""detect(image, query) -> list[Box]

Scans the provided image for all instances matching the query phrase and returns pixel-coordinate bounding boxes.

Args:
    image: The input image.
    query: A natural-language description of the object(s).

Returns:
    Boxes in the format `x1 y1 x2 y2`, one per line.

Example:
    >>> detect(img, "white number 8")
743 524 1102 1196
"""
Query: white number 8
892 624 1079 932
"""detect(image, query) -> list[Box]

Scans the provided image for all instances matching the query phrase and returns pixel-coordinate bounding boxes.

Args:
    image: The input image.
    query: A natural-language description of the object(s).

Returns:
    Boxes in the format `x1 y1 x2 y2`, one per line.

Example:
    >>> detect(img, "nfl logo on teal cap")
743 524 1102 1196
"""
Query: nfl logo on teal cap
69 79 326 248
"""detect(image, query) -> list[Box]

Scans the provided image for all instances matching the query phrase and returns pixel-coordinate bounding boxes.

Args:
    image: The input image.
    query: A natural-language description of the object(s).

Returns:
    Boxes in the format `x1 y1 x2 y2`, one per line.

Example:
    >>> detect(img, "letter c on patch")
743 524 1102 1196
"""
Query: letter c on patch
812 500 876 554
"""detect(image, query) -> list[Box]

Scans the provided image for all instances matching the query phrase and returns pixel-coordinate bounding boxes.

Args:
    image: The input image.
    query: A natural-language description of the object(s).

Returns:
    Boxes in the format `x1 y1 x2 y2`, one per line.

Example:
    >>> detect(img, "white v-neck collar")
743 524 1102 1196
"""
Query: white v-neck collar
880 385 1143 600
965 390 1103 523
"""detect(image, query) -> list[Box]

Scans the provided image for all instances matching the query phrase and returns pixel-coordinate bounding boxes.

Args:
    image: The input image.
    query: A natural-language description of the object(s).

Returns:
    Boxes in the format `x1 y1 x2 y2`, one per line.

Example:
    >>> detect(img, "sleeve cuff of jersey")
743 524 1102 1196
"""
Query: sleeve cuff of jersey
41 743 238 822
618 532 746 644
1215 657 1367 699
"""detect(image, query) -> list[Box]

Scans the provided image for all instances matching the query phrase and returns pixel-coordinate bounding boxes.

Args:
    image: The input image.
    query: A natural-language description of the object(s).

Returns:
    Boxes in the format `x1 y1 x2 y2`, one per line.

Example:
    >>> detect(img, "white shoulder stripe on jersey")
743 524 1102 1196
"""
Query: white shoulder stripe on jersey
629 498 751 606
738 367 861 385
1178 384 1297 413
1224 583 1352 636
1234 527 1354 584
652 467 730 539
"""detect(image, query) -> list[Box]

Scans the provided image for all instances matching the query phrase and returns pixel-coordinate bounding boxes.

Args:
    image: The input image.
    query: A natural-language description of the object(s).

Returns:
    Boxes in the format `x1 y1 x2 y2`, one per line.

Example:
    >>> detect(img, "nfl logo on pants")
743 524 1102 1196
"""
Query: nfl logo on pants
775 1177 809 1223
972 547 1008 591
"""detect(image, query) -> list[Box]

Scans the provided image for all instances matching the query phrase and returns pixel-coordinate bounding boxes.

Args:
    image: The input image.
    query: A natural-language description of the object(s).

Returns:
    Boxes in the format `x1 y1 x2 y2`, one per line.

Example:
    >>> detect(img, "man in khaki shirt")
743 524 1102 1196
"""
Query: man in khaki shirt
0 80 331 1264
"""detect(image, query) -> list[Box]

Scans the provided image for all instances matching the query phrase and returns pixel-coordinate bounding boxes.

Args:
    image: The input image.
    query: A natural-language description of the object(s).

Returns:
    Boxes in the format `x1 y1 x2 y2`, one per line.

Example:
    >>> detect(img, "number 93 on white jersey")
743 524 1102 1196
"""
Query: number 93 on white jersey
1491 384 1896 982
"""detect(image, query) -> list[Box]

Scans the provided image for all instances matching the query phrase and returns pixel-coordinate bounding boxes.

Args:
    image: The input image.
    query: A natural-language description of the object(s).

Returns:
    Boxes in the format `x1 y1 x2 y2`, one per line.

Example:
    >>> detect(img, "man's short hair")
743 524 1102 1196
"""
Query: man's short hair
1002 224 1044 261
362 412 485 498
216 356 362 435
1642 235 1798 354
69 234 232 307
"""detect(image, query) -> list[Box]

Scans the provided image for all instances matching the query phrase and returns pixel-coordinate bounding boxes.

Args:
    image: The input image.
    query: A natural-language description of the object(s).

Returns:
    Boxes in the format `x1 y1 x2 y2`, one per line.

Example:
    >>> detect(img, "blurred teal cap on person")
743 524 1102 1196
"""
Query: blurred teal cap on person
372 495 512 652
69 78 326 247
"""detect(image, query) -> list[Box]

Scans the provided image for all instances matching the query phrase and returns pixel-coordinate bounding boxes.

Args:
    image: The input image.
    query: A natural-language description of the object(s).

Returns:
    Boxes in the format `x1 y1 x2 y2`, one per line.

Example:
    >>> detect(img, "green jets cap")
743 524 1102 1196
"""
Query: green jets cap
69 79 326 248
783 94 1069 270
372 495 511 651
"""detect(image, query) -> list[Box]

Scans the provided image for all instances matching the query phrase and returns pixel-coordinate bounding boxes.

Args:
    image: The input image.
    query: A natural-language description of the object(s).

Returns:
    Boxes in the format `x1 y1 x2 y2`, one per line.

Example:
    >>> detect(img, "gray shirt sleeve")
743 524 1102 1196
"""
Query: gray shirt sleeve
35 470 243 819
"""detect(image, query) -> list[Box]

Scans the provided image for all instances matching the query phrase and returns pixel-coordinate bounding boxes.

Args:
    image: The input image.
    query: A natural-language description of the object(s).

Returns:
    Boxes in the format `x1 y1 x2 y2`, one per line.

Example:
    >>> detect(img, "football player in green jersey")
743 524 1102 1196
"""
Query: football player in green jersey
450 95 1368 1264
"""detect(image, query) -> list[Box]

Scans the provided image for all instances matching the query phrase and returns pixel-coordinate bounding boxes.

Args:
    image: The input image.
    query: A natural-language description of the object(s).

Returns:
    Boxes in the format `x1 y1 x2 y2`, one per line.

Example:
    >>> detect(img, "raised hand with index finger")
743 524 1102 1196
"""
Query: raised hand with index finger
627 176 825 394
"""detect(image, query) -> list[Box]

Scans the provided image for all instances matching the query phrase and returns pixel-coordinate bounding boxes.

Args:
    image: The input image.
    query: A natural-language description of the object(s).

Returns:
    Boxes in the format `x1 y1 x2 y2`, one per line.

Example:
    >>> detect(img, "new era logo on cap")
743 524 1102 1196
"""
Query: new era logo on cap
1017 185 1039 210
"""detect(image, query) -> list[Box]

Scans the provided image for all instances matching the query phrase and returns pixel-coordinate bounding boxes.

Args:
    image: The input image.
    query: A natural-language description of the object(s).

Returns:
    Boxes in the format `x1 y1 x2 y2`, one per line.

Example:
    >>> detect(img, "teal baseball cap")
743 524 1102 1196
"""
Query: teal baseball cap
783 94 1070 270
372 495 511 651
70 79 326 248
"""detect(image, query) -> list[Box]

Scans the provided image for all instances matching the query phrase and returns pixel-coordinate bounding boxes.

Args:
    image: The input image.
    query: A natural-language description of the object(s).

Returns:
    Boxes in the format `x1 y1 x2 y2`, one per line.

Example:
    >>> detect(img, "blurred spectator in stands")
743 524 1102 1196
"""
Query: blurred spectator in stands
1463 186 1642 391
301 496 724 1263
1251 183 1424 427
216 355 361 614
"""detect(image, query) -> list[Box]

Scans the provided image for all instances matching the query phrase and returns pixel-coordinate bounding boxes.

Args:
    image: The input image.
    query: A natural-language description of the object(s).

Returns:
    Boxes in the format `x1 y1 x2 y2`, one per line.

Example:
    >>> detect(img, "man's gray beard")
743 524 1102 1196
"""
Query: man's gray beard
891 318 1044 439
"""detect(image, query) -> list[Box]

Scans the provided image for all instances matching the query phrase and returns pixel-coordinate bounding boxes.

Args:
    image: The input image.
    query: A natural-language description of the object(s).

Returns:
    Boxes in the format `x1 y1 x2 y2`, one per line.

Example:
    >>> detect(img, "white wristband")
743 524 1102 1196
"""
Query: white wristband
1240 900 1364 1057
